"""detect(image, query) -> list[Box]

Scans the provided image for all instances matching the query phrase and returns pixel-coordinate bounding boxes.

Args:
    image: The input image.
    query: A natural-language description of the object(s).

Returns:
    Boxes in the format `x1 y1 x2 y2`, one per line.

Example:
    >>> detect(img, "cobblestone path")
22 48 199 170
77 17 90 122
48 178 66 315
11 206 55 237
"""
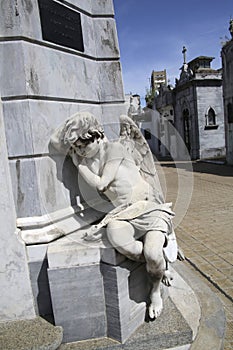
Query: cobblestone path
158 161 233 350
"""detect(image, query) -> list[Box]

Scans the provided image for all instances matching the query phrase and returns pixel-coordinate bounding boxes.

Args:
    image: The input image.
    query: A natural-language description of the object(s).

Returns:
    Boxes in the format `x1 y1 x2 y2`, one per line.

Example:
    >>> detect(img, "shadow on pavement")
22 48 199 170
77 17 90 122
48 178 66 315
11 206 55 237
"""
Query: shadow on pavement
159 160 233 177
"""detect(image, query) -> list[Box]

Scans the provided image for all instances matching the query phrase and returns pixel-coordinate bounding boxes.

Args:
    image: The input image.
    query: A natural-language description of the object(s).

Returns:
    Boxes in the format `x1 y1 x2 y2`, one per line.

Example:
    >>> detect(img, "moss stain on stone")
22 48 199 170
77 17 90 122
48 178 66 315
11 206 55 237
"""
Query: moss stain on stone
16 160 25 208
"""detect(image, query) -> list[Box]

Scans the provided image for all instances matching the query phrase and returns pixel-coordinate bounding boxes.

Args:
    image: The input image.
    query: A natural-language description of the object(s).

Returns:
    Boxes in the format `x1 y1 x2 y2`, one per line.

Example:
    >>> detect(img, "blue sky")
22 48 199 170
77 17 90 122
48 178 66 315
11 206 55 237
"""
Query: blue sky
113 0 233 106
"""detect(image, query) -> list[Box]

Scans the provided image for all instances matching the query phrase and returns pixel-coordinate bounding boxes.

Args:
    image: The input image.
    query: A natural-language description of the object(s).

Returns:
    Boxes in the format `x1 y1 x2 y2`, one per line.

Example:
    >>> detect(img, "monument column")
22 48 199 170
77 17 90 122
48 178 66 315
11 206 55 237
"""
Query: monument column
0 0 126 244
0 98 36 321
0 0 127 326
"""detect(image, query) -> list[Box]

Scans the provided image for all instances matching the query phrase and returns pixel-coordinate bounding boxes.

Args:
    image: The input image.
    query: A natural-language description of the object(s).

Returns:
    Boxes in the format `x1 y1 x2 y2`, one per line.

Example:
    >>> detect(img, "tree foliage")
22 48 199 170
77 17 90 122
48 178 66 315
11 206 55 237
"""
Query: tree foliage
145 88 155 109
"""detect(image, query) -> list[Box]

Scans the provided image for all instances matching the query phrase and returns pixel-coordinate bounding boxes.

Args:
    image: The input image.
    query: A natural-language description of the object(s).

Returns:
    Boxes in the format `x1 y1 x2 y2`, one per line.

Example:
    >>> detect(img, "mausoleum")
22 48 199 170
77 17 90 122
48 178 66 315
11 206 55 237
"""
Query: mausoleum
155 48 226 160
221 19 233 165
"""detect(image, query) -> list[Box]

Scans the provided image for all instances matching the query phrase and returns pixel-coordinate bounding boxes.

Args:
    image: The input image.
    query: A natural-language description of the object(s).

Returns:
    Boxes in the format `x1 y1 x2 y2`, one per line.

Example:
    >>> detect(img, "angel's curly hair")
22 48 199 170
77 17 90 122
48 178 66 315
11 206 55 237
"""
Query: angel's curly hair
63 112 104 146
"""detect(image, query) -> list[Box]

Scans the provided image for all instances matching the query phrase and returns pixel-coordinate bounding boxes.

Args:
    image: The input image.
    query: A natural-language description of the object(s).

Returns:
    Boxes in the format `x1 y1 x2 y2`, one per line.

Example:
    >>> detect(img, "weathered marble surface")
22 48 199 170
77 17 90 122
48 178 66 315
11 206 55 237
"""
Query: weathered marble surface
101 260 150 343
48 264 107 343
46 229 151 343
0 0 126 246
0 42 123 100
0 99 35 322
3 100 126 158
0 1 116 58
27 244 53 317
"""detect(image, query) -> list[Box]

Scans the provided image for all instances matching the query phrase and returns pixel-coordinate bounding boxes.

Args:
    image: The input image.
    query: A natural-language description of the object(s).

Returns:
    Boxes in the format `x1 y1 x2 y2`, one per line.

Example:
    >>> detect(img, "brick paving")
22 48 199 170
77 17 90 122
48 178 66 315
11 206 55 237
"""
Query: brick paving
158 160 233 350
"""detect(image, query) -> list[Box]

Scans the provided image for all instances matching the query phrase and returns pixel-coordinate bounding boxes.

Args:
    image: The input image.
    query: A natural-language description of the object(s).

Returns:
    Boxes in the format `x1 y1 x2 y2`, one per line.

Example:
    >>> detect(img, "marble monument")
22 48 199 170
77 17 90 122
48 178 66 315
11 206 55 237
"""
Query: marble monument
51 111 178 323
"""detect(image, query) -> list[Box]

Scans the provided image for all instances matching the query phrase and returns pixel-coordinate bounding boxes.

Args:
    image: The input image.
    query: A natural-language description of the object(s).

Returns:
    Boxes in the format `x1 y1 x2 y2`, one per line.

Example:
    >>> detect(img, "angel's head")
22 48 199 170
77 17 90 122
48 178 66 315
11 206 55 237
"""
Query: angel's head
63 112 105 157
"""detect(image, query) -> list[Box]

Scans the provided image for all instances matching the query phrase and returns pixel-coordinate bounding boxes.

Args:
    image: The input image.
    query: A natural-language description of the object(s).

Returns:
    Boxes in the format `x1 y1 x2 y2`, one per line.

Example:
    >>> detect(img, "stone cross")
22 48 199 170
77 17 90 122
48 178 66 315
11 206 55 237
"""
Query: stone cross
182 46 187 64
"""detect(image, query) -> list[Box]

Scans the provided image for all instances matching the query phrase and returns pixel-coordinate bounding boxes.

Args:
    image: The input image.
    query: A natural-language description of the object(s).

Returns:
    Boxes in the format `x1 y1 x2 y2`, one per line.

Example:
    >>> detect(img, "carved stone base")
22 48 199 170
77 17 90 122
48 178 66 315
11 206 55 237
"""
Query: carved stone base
45 229 151 343
48 264 107 343
101 260 150 343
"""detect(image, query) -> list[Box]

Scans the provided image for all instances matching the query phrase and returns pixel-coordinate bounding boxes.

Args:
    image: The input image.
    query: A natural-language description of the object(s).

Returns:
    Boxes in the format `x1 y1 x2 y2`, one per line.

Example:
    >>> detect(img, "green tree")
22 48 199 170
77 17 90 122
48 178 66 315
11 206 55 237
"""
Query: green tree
145 88 155 109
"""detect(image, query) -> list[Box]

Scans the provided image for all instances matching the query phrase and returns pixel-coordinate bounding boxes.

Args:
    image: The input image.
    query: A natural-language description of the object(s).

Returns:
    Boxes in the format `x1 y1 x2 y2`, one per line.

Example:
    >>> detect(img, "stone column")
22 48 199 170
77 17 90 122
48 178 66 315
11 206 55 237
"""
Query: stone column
0 0 126 244
0 98 36 321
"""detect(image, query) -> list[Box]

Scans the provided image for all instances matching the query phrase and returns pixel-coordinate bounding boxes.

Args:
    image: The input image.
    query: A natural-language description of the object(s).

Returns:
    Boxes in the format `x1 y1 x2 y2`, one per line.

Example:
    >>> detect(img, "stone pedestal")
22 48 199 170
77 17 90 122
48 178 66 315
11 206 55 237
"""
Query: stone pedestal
27 244 53 318
101 260 150 343
48 264 106 343
46 229 151 344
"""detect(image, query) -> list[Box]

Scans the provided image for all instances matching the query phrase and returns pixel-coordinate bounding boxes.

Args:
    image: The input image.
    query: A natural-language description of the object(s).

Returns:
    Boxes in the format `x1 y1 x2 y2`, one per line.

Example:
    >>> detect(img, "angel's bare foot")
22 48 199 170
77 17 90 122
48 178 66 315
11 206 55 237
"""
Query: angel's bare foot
162 269 173 286
149 287 163 319
144 230 165 319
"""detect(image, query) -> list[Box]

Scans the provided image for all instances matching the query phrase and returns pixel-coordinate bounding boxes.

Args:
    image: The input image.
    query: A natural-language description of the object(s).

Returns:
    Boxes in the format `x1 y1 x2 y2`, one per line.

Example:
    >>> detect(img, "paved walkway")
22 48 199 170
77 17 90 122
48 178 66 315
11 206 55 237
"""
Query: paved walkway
158 160 233 350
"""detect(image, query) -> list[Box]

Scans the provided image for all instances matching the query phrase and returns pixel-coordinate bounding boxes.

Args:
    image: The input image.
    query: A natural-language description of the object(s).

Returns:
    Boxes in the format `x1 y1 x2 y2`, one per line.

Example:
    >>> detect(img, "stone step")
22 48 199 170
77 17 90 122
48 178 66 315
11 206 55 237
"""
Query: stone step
0 316 63 350
58 297 193 350
58 261 226 350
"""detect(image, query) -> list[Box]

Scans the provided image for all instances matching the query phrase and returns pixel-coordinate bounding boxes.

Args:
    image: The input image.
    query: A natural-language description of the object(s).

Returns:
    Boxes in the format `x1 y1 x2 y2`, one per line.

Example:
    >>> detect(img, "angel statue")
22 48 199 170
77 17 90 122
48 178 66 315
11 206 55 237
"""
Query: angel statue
50 111 179 319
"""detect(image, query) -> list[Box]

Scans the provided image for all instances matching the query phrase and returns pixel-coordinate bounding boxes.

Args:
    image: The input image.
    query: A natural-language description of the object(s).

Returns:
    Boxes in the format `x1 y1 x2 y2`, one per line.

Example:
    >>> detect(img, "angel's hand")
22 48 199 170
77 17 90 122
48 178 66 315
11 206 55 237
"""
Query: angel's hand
69 148 82 167
82 225 103 241
97 184 108 192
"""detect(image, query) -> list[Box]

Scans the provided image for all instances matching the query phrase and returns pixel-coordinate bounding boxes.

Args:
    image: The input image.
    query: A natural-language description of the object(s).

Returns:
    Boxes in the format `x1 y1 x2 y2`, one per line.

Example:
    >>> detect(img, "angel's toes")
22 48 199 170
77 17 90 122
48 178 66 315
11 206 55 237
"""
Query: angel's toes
162 276 170 286
162 270 173 286
148 299 163 319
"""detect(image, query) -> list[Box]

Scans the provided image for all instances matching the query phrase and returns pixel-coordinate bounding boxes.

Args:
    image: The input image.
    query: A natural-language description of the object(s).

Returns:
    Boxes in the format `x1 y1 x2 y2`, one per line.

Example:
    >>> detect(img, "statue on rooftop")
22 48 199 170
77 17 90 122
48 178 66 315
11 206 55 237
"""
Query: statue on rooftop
50 111 179 319
229 18 233 39
179 46 193 82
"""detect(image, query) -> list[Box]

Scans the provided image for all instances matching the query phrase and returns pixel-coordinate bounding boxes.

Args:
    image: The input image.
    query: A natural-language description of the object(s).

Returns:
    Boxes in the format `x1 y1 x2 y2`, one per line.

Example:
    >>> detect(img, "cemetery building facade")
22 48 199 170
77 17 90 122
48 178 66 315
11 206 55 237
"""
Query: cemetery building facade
151 69 167 93
155 50 225 160
221 20 233 165
154 85 175 157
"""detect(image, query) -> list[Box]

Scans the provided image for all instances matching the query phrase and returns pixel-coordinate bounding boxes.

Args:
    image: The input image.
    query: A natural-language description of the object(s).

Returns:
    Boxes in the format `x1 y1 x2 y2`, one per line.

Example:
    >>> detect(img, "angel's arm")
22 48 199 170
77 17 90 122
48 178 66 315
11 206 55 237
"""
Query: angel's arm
78 142 124 191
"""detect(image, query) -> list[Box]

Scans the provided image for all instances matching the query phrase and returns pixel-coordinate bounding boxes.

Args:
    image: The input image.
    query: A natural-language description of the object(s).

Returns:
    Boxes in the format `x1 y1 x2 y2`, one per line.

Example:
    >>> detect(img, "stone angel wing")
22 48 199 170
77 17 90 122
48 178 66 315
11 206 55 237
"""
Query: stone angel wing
119 115 164 204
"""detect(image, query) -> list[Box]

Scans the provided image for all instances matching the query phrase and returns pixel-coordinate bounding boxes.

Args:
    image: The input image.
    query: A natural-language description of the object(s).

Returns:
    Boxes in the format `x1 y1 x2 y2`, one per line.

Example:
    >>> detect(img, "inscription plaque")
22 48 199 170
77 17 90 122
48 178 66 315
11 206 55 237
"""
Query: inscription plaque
38 0 84 52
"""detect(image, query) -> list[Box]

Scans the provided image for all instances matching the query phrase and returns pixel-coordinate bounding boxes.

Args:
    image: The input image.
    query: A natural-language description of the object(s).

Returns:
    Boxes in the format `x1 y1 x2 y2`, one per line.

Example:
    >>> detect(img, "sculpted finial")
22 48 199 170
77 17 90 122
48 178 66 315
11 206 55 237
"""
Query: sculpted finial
229 18 233 39
182 46 187 64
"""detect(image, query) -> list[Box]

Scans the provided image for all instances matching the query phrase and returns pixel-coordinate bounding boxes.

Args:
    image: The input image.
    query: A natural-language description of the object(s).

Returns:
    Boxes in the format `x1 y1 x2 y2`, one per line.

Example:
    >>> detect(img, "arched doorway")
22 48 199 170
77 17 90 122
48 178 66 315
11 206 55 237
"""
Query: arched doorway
183 108 191 152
